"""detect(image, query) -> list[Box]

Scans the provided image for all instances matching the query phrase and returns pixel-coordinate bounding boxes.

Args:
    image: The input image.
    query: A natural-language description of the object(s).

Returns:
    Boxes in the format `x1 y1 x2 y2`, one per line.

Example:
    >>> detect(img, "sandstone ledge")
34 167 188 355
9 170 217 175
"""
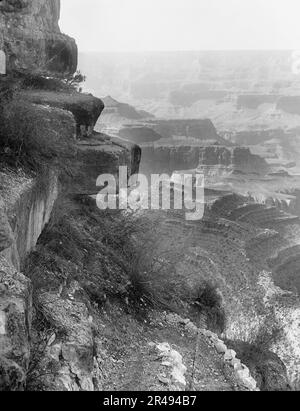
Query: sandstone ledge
21 90 104 138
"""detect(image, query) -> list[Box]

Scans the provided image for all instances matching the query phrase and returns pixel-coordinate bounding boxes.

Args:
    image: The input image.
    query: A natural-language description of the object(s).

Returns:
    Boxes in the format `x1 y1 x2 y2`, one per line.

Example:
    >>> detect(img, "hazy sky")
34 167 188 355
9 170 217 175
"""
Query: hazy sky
60 0 300 52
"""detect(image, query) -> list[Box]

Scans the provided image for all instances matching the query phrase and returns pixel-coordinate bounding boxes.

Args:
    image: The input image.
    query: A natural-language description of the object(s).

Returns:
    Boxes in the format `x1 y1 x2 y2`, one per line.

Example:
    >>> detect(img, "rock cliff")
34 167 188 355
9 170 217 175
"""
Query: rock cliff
0 0 77 75
140 145 269 175
0 109 141 390
146 119 224 143
0 106 76 389
0 13 140 387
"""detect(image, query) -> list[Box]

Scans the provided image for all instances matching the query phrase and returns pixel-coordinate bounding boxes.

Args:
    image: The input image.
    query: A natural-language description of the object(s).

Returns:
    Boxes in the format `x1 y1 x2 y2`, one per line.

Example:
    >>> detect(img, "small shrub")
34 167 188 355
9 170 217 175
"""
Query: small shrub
25 194 178 322
20 74 68 92
193 281 226 333
254 323 284 351
63 71 86 91
10 70 86 93
226 340 291 391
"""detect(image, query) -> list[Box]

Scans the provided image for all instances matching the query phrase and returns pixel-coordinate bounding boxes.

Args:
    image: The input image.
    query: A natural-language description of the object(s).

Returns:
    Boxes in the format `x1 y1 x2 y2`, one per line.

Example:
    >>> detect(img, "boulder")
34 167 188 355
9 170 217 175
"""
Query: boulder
224 349 237 361
215 341 227 354
236 367 257 391
231 358 243 371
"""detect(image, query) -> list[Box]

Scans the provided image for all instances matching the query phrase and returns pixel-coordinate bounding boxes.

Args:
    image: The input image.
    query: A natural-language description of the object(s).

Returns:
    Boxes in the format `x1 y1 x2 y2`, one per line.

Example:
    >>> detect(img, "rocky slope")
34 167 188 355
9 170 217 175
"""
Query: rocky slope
133 195 298 390
97 94 300 390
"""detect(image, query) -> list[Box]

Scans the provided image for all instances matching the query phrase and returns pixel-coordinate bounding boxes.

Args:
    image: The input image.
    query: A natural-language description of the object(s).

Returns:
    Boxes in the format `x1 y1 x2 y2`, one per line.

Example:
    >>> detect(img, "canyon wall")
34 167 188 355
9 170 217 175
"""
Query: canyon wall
0 0 77 74
0 105 75 390
0 102 141 390
0 1 141 389
140 145 269 175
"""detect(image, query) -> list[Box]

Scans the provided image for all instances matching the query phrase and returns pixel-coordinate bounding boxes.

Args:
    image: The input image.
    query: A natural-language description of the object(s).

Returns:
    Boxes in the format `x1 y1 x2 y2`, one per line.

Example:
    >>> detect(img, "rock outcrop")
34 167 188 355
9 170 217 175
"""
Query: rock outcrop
0 0 77 75
76 135 141 194
22 90 105 138
0 170 59 271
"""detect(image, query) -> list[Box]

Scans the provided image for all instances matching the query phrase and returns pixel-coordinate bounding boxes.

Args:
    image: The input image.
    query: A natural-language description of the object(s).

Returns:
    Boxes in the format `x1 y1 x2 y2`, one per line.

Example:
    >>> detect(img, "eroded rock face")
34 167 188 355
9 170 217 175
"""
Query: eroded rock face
0 0 77 75
34 285 97 391
0 103 76 270
0 256 32 391
0 105 76 391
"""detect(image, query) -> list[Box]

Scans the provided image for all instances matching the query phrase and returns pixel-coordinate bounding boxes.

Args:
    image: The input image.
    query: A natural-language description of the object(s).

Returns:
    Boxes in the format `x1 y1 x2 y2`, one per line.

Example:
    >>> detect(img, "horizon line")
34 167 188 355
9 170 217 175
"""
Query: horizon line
78 48 296 54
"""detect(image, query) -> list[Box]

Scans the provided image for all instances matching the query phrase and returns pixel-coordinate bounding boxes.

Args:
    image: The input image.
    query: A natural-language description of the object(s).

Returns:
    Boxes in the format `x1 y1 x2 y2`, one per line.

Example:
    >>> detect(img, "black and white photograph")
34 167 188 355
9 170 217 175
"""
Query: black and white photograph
1 0 300 394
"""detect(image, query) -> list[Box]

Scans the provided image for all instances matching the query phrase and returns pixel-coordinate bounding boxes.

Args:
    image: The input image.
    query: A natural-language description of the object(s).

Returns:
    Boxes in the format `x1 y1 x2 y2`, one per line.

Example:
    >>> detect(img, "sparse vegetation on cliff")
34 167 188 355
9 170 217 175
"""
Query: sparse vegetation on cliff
0 89 76 175
14 70 86 93
193 282 226 334
25 197 157 314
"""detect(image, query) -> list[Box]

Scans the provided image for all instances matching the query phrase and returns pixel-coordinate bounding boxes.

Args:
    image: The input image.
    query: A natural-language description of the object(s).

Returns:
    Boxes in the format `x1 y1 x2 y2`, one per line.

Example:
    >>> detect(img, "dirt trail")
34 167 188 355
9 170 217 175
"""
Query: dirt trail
98 306 239 391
